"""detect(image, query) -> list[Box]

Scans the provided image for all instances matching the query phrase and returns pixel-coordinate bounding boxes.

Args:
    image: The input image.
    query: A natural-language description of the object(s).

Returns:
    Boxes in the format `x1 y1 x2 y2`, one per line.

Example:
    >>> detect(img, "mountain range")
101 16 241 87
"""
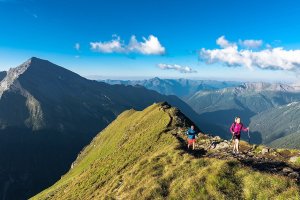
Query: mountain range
186 82 300 140
103 77 300 146
103 79 300 145
102 78 241 98
0 57 203 200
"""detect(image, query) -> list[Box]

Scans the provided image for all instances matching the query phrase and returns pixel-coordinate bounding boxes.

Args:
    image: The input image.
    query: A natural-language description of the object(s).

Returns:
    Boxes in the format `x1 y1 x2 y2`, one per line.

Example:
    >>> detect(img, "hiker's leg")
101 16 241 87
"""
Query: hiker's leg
232 141 235 152
192 141 195 150
234 139 237 152
236 139 239 152
233 138 236 152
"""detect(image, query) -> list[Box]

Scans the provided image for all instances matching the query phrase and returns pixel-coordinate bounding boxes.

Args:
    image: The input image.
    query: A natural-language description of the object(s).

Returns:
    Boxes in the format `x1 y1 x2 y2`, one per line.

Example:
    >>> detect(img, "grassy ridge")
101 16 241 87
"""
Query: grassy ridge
32 103 299 200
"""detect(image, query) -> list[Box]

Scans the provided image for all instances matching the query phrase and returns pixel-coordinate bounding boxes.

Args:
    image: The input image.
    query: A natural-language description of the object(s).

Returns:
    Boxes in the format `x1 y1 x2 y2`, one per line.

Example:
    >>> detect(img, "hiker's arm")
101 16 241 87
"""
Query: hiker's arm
186 130 189 135
229 124 234 134
242 126 249 132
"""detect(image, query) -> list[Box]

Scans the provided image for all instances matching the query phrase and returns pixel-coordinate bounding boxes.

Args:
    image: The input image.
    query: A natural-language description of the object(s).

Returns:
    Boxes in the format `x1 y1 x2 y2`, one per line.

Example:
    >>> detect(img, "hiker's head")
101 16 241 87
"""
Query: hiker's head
191 125 194 130
235 117 241 124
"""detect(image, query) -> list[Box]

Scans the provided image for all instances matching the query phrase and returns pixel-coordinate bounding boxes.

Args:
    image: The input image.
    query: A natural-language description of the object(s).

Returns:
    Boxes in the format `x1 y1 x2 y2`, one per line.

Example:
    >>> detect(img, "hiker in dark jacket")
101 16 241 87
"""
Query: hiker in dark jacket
186 125 197 150
230 117 249 154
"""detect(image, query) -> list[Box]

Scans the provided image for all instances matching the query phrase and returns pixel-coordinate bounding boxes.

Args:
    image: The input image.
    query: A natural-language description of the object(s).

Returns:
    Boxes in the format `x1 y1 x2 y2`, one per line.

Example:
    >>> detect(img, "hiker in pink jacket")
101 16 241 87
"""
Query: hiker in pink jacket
230 117 249 154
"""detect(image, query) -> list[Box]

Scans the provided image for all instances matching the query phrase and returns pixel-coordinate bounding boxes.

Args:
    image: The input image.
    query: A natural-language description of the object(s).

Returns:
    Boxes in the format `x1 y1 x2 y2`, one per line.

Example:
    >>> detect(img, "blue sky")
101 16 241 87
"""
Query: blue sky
1 0 300 82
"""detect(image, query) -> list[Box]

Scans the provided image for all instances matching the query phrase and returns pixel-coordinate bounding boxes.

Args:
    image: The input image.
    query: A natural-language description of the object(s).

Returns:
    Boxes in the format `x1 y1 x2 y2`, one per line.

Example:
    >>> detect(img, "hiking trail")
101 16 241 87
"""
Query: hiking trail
159 102 300 185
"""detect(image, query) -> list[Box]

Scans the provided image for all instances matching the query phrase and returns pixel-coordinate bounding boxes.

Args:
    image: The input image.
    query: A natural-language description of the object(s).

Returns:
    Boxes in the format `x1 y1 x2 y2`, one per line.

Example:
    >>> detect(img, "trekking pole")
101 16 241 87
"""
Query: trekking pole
247 129 250 144
231 134 234 147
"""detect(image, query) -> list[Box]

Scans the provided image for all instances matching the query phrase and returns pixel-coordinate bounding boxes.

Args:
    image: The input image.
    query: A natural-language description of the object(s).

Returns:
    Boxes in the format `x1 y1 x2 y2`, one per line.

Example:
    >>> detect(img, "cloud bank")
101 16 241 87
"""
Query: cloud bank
158 63 197 73
200 36 300 71
90 35 165 55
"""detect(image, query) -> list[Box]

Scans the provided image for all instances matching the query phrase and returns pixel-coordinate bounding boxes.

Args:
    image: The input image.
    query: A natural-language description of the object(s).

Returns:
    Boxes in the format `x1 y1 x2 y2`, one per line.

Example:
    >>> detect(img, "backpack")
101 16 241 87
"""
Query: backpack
186 128 196 136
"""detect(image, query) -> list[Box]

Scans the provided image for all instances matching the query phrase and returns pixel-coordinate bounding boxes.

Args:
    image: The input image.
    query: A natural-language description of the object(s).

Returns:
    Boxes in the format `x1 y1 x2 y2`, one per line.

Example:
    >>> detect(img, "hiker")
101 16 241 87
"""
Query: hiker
186 125 197 150
230 117 249 154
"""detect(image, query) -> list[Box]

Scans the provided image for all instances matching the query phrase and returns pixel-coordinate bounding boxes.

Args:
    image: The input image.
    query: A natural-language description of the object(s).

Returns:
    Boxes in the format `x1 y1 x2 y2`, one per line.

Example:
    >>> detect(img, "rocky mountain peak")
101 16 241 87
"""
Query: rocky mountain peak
0 58 33 96
0 57 77 98
235 82 297 93
150 77 163 85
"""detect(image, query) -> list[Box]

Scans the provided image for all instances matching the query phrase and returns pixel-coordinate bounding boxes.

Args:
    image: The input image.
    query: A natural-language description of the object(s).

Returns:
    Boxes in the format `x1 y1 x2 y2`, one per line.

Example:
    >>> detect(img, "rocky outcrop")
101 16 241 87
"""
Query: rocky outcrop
0 58 45 130
0 58 31 97
178 130 300 183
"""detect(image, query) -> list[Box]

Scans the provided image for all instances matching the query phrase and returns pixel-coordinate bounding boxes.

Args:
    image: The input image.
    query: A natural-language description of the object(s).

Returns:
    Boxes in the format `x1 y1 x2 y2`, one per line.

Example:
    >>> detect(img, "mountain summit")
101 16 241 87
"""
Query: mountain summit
32 103 300 200
0 57 85 130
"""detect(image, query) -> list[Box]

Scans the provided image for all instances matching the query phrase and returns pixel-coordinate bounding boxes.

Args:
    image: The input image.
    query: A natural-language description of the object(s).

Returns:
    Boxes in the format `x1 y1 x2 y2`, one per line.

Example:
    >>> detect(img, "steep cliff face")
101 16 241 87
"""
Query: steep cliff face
0 58 44 130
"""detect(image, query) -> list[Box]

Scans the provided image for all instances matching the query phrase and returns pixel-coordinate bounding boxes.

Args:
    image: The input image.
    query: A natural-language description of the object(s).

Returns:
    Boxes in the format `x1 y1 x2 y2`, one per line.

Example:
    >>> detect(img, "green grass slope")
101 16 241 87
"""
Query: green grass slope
269 130 300 149
250 101 300 148
32 103 299 200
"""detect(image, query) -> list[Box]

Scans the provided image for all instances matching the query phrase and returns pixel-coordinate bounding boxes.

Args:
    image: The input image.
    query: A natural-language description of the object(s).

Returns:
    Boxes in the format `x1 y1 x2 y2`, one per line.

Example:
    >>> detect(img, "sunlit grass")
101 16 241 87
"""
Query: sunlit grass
32 103 300 200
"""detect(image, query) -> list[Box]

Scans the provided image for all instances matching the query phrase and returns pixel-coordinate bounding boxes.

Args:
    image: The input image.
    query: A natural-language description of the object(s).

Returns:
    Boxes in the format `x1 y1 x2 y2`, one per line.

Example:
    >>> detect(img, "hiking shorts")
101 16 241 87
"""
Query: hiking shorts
233 134 240 140
188 139 196 144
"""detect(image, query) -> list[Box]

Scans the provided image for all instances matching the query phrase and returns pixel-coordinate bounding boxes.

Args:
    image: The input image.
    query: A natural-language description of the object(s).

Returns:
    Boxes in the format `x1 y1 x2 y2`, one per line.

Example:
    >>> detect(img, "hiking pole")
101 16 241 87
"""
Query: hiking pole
247 129 250 144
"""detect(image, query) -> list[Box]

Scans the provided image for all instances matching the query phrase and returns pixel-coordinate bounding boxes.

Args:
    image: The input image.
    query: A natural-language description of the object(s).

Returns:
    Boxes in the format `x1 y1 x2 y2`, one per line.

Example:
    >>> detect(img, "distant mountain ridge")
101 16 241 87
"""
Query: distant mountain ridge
103 78 300 146
186 82 300 140
250 101 300 148
0 57 203 200
234 82 300 93
188 82 300 114
102 77 241 98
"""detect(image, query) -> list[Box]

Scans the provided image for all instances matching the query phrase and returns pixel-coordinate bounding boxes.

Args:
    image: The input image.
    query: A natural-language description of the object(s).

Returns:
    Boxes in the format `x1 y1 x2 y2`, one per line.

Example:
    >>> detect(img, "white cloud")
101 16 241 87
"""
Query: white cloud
75 43 80 51
90 35 165 55
200 36 300 71
216 35 235 48
158 63 197 73
128 35 165 55
239 39 263 48
90 35 125 53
